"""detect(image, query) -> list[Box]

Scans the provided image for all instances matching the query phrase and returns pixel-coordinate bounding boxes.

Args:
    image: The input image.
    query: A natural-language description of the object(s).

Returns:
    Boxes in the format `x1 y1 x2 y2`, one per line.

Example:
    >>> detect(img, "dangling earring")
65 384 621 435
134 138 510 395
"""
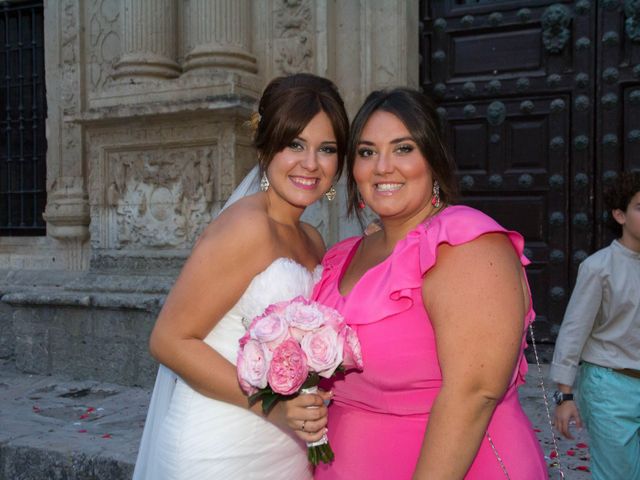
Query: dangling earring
260 172 270 192
431 180 441 208
357 193 365 209
325 185 337 201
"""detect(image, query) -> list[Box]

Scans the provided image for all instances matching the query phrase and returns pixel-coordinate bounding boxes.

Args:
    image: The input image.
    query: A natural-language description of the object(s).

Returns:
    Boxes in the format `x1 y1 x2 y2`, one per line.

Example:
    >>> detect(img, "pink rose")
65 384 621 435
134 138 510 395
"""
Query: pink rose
237 339 269 394
250 312 290 351
339 325 364 370
318 304 345 332
301 326 343 378
284 299 325 331
267 339 308 395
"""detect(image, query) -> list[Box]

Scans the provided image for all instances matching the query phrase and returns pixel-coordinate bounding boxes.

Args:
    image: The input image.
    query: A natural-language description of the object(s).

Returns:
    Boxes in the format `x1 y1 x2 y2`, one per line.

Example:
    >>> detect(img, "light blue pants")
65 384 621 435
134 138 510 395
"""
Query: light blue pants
577 362 640 480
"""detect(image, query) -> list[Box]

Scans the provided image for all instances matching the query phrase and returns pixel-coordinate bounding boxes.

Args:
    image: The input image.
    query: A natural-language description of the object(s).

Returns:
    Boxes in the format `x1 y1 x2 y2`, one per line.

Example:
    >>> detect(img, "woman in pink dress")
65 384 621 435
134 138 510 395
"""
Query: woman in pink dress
313 88 548 479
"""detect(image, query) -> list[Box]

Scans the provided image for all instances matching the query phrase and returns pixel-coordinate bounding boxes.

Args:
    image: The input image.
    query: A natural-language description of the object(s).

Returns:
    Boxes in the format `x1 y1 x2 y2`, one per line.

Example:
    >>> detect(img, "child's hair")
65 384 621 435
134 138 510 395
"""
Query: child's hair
604 171 640 237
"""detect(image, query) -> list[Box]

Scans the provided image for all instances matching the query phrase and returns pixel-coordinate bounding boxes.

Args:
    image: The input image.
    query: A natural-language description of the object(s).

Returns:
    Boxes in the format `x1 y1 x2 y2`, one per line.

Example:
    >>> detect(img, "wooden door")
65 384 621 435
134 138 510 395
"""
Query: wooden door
421 0 640 343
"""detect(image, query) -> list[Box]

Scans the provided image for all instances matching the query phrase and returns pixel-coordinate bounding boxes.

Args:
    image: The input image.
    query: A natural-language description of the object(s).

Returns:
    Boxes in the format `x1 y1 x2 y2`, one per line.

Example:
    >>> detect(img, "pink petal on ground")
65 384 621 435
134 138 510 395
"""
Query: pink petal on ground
566 450 575 456
78 429 87 433
549 451 558 458
101 433 112 439
576 442 588 448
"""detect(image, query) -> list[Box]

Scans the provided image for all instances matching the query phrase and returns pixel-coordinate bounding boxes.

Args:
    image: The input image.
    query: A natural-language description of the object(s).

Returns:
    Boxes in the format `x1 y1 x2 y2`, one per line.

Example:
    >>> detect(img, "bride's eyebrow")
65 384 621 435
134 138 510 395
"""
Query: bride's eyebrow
295 136 337 145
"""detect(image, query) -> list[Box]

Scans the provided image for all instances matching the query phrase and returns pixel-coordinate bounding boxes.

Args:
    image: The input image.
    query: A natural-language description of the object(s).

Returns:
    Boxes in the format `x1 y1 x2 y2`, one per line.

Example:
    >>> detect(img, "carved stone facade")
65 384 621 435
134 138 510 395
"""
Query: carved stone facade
0 0 418 386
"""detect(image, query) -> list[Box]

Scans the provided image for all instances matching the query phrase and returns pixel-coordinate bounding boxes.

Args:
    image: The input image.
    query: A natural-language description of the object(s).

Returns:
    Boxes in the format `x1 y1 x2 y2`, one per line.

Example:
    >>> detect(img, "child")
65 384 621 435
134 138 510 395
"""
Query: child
550 171 640 479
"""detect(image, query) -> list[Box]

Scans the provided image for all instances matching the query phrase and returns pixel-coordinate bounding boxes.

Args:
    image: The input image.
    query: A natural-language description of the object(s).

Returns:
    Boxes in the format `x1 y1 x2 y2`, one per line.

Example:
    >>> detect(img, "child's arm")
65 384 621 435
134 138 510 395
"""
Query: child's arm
550 260 603 439
550 260 603 387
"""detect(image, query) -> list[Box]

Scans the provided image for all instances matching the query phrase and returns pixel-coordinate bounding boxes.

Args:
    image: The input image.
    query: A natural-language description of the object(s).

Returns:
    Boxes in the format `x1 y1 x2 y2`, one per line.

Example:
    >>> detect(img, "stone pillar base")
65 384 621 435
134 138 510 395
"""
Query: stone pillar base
112 53 181 79
183 45 257 74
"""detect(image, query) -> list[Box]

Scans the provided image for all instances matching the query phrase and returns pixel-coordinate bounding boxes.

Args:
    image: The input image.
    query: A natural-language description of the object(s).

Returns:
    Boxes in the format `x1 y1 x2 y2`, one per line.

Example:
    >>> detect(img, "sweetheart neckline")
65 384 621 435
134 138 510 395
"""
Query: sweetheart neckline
260 257 322 277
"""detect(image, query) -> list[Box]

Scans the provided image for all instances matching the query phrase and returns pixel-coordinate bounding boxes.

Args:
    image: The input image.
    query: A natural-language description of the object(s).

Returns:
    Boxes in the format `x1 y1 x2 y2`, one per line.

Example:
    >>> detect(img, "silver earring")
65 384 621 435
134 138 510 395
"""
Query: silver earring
260 172 270 192
325 185 337 201
431 180 441 208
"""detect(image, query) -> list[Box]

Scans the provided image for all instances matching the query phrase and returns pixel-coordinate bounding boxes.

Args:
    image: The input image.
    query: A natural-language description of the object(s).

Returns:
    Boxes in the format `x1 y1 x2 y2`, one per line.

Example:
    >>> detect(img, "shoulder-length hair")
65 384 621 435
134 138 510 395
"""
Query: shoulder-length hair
346 87 457 217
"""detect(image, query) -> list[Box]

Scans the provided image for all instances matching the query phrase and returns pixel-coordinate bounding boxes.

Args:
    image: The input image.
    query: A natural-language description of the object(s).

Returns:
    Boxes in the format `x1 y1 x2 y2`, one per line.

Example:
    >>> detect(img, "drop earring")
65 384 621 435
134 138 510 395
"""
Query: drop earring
431 180 441 208
260 172 270 192
325 185 337 201
358 193 365 209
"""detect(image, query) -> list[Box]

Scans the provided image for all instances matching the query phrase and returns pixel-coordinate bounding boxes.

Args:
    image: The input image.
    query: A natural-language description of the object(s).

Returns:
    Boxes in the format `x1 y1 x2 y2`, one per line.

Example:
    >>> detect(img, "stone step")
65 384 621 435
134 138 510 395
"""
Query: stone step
0 360 147 480
0 360 591 480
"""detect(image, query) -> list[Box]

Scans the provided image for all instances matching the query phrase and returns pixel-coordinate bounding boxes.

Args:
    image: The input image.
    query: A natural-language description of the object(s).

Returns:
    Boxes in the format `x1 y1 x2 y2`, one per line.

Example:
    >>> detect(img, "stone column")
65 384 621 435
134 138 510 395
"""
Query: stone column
182 0 257 74
41 0 90 271
113 0 180 79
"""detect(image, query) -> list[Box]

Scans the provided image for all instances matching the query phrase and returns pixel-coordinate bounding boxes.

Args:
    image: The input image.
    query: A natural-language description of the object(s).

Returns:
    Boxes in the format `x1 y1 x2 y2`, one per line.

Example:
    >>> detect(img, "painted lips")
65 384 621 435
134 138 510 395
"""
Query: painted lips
289 176 319 190
374 183 403 194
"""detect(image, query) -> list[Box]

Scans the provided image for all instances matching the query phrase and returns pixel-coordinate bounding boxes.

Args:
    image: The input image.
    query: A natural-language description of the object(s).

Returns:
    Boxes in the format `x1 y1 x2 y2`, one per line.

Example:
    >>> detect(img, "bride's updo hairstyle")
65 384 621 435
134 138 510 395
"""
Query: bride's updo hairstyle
346 87 458 217
253 73 349 177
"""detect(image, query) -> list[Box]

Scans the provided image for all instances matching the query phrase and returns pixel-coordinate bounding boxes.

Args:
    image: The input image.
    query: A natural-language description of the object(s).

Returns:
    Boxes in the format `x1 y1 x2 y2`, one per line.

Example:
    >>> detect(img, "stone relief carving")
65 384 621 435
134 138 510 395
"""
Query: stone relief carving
273 0 314 74
88 0 121 93
106 147 216 249
61 0 80 115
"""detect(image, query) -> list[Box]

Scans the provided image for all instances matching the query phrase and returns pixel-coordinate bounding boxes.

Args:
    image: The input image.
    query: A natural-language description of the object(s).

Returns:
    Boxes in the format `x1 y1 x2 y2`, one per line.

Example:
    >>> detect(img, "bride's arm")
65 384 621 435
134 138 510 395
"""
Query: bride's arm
149 202 327 441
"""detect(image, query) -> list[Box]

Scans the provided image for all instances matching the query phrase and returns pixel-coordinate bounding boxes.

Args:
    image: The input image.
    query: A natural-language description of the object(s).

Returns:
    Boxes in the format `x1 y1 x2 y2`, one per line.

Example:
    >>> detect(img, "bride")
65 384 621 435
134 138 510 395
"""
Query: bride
133 73 349 479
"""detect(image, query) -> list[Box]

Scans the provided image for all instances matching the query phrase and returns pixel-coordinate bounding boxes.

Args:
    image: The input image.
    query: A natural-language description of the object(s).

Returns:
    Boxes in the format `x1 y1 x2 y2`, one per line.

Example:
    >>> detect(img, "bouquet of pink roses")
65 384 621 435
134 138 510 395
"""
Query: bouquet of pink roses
237 295 363 465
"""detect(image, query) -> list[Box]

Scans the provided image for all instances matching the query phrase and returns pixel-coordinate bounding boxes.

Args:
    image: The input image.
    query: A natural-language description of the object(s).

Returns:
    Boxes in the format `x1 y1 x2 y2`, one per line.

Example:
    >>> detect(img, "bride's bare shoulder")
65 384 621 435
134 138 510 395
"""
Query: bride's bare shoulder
193 194 274 265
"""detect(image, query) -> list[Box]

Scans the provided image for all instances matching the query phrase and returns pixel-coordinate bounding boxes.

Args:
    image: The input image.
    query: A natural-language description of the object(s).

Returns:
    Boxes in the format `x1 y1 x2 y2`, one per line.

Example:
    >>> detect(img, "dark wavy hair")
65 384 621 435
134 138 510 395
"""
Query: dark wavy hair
345 87 458 217
253 73 349 179
604 171 640 237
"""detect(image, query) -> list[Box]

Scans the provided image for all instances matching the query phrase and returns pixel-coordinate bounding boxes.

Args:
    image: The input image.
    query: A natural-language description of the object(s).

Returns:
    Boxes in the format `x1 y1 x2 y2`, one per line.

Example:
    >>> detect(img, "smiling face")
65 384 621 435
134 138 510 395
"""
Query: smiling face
265 110 339 210
354 110 435 223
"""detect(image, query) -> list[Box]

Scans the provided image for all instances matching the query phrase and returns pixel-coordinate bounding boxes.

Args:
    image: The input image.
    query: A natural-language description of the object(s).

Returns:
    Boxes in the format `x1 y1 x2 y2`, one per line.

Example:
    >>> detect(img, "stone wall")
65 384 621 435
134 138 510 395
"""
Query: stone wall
0 0 419 386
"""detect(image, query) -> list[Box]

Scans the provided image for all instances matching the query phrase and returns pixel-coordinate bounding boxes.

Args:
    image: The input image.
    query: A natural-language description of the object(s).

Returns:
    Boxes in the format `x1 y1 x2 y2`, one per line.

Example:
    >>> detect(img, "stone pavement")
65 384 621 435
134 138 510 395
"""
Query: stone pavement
0 360 591 479
519 364 592 479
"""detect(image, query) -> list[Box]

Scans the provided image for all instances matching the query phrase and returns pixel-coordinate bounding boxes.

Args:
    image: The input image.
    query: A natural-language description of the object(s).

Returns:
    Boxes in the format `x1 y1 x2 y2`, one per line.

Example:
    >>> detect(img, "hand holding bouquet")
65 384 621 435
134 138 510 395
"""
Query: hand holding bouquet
237 296 363 465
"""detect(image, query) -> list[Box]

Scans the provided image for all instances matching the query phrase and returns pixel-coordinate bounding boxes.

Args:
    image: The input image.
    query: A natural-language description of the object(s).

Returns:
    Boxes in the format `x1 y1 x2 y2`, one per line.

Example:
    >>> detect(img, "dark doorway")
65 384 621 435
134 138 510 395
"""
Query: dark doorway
420 0 640 344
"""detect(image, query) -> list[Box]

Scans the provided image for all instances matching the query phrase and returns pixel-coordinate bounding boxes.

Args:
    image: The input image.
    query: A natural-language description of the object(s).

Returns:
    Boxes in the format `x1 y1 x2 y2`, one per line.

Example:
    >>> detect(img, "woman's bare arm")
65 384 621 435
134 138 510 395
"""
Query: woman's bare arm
413 233 525 479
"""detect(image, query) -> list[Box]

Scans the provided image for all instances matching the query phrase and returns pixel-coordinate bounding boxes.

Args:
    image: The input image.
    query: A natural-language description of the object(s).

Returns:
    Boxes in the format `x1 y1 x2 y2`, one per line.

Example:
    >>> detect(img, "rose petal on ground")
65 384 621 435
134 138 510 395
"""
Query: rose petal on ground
78 429 87 433
101 433 112 439
576 442 588 448
566 449 575 456
576 466 590 472
549 450 557 458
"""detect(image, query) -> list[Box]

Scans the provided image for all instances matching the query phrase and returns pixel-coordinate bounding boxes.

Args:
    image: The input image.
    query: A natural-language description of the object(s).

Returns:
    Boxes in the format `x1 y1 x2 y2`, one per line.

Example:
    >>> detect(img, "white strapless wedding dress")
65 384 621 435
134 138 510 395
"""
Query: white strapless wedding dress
134 258 321 480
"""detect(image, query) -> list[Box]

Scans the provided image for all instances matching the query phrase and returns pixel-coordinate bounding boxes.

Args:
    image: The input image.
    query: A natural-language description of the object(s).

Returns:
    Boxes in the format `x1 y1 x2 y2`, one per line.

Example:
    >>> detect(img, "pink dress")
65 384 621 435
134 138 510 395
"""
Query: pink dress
313 205 548 480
